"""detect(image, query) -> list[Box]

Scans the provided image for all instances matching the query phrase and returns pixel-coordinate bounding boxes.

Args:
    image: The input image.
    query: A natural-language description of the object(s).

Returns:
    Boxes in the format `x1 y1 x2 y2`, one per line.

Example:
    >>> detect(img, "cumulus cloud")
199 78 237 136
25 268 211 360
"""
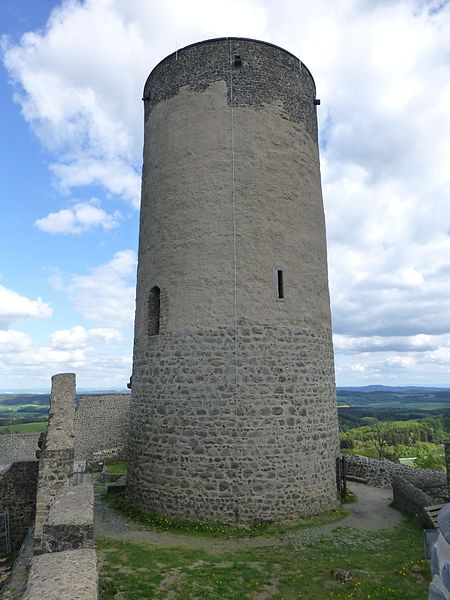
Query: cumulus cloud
334 333 450 354
0 330 32 355
49 325 122 349
35 199 120 234
53 250 136 327
1 0 266 207
0 284 52 329
0 325 131 389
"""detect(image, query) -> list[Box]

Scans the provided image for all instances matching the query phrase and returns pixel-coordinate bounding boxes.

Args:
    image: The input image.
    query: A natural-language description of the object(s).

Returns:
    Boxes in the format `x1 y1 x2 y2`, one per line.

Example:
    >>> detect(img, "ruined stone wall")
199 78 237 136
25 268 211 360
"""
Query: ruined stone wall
33 373 76 551
392 476 435 527
74 394 130 461
0 433 40 465
129 38 339 524
0 461 38 550
1 393 130 466
346 455 448 500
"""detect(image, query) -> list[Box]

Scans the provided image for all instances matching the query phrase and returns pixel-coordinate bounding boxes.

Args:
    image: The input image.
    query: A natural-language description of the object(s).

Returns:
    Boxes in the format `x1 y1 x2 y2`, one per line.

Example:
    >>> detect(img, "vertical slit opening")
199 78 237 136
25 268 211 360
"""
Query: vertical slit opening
277 269 284 299
148 286 160 336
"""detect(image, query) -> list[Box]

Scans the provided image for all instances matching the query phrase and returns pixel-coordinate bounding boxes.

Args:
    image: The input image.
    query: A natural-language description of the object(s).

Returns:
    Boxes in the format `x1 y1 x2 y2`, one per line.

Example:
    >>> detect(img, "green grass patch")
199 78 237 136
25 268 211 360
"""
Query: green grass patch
104 461 128 475
97 516 430 599
341 488 358 504
102 491 346 539
0 421 47 434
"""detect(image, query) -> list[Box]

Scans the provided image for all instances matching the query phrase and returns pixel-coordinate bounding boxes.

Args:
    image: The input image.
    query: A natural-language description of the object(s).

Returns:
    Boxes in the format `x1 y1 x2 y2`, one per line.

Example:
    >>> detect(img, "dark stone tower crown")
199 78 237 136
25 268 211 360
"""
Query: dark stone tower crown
128 37 339 524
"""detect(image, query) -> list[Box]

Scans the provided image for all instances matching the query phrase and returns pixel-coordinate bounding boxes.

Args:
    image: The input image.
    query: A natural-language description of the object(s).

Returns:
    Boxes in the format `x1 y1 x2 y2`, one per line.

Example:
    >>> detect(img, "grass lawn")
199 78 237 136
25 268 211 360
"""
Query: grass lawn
97 515 430 599
0 421 47 434
104 461 128 475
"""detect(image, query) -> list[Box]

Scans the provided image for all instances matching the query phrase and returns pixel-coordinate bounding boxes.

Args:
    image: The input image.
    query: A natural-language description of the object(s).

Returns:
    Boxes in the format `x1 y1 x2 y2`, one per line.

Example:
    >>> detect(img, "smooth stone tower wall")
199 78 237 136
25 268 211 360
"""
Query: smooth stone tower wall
128 37 340 524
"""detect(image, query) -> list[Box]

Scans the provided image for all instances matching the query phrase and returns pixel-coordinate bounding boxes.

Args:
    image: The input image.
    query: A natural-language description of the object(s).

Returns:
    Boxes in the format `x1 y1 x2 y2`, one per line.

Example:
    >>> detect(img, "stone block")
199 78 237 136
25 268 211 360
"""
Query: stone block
22 549 97 600
42 481 94 553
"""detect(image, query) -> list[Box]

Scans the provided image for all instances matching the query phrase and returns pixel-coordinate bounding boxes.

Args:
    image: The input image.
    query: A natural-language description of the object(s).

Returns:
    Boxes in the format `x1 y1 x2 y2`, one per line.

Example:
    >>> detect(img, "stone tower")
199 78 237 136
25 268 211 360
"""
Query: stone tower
128 37 339 524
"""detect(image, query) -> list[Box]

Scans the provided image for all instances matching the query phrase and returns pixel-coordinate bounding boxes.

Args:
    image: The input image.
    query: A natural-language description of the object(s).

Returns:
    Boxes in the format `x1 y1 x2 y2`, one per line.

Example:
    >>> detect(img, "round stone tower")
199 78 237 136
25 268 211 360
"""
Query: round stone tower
128 37 340 524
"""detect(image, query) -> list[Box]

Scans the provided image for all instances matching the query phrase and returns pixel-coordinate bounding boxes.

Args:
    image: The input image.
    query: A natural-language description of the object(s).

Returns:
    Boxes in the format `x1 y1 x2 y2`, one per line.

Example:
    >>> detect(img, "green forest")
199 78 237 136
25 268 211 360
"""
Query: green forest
337 386 450 471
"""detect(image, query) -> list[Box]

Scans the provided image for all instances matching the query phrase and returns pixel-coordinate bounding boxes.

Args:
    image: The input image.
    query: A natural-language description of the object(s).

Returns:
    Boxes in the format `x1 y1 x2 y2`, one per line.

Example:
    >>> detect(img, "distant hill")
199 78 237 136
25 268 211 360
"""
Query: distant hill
337 385 450 393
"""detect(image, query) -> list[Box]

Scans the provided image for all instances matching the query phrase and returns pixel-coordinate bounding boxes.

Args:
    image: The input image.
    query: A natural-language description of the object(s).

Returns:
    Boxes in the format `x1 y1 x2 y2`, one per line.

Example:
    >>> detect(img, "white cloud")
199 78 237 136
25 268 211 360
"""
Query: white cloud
35 199 120 234
0 325 130 389
0 330 32 355
0 284 52 329
54 250 136 327
1 0 266 208
50 161 140 208
50 325 122 349
31 346 86 366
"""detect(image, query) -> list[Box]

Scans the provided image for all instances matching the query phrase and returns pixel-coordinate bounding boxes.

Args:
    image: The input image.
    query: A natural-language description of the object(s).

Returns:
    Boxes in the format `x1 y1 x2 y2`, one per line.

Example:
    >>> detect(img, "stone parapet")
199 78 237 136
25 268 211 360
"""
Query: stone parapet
392 476 435 526
345 455 447 500
22 548 98 600
42 480 94 553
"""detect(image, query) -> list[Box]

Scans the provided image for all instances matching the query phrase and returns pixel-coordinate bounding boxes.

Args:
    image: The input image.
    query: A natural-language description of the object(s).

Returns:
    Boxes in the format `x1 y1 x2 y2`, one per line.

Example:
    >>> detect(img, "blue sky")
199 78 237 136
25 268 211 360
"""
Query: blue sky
0 0 450 390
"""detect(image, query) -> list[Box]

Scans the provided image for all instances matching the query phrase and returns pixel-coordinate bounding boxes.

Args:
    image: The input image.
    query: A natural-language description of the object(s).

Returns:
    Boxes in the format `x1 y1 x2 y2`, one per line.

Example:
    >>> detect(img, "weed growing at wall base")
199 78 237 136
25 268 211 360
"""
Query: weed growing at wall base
97 516 430 599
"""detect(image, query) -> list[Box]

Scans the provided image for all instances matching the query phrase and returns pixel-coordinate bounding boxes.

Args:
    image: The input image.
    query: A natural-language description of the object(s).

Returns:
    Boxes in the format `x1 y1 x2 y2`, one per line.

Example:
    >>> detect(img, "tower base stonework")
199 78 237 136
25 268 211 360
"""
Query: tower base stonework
128 319 339 524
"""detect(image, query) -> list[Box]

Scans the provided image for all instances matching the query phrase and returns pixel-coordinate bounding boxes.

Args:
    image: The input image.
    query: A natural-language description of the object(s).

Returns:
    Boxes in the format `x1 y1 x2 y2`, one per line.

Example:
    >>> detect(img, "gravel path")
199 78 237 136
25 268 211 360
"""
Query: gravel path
94 481 402 552
341 482 402 530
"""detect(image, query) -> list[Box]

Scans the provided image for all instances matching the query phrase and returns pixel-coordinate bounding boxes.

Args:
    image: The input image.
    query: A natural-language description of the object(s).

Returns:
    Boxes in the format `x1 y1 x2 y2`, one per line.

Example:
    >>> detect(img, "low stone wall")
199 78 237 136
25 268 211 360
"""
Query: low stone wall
42 481 94 553
74 393 130 462
392 476 435 527
0 461 38 550
0 433 40 465
345 455 448 500
429 504 450 600
22 548 98 600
